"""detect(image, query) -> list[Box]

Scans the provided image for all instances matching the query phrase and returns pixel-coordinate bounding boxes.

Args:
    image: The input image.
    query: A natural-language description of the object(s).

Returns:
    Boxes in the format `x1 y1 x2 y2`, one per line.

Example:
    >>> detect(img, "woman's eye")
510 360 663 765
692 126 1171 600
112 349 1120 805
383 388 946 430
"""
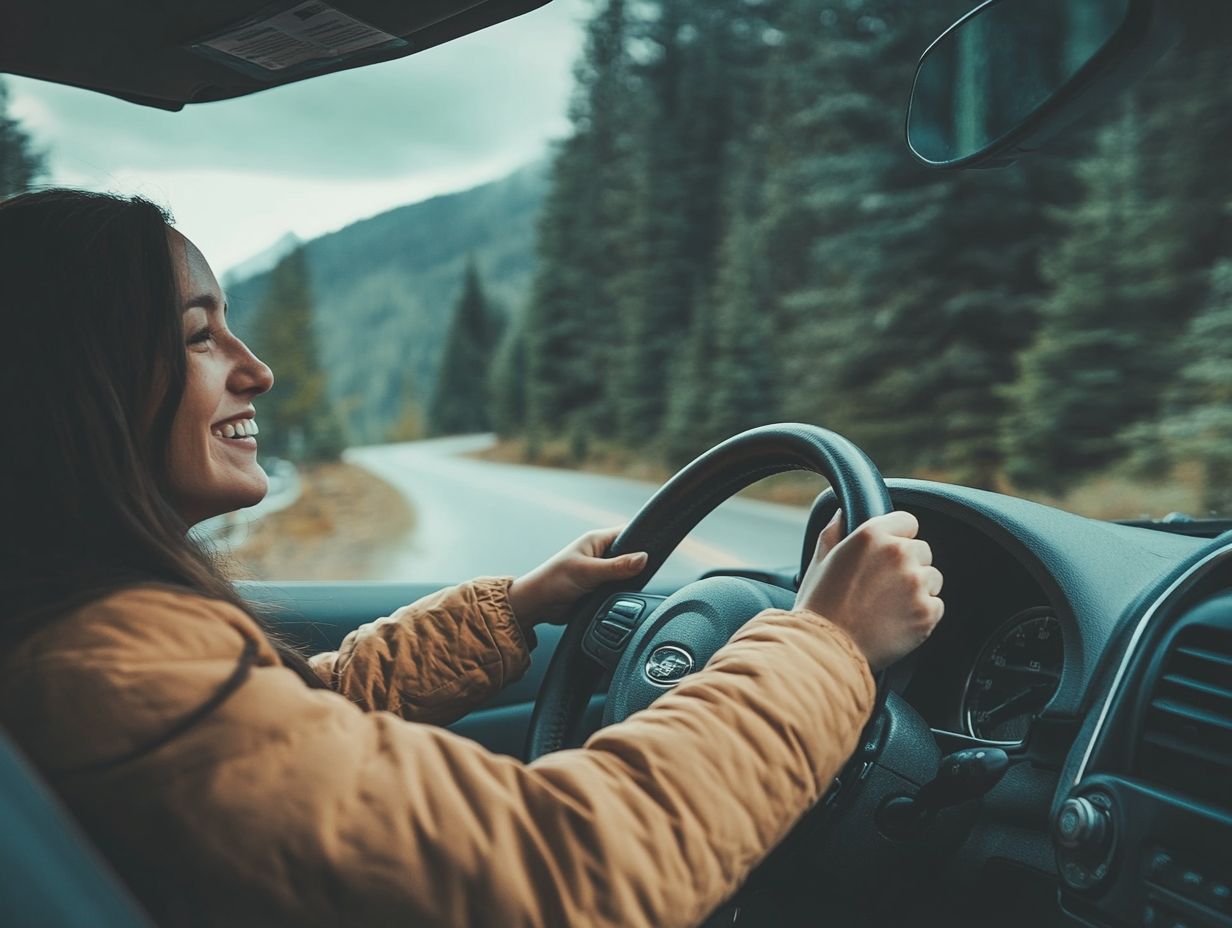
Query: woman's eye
187 328 217 349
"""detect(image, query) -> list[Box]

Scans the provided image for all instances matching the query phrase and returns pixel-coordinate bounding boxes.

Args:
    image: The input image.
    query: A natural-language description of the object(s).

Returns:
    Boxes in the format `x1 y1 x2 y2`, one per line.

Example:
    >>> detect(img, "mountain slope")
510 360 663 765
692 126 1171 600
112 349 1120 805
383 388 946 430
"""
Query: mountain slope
227 159 547 444
221 232 301 288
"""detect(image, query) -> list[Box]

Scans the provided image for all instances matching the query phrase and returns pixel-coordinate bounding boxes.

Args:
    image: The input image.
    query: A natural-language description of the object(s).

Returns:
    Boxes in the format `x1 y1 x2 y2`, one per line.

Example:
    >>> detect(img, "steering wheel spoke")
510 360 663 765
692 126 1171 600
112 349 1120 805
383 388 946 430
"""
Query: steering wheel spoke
581 592 667 671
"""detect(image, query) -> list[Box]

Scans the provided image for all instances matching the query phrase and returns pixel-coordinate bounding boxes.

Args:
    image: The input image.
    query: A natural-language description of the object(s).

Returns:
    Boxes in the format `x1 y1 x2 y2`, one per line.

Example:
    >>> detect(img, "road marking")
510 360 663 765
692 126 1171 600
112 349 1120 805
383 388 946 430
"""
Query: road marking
349 441 757 569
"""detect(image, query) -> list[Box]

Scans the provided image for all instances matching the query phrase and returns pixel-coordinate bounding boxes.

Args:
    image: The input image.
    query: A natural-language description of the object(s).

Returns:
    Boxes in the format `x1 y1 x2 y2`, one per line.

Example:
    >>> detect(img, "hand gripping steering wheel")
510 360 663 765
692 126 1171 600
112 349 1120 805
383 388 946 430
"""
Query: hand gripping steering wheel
524 422 893 760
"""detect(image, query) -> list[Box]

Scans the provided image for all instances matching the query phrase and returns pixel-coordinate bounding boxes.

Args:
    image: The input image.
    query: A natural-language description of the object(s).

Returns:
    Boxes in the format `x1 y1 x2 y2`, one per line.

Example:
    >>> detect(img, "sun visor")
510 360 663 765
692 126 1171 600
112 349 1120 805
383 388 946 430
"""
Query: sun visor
0 0 551 110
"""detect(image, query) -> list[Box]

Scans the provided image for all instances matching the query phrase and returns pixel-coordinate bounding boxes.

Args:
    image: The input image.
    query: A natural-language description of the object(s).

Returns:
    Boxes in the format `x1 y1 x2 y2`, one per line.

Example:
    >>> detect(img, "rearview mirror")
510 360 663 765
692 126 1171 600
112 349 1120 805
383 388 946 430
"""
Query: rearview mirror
906 0 1180 168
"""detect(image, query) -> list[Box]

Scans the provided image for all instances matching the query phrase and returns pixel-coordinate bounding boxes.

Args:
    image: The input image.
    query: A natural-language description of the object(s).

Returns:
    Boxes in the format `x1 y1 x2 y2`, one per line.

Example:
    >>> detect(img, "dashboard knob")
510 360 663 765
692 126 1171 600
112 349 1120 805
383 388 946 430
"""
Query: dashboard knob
1056 794 1116 891
1056 796 1109 851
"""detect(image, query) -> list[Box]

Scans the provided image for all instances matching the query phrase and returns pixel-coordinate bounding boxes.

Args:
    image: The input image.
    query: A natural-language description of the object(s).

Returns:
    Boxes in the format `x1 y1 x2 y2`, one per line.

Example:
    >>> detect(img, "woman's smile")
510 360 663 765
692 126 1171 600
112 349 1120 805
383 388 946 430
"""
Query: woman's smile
210 413 260 447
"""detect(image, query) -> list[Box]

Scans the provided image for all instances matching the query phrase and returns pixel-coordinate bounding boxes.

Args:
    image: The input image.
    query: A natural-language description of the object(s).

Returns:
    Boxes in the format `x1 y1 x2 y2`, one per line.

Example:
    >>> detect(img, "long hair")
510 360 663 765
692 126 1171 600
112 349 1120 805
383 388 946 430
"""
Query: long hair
0 189 323 686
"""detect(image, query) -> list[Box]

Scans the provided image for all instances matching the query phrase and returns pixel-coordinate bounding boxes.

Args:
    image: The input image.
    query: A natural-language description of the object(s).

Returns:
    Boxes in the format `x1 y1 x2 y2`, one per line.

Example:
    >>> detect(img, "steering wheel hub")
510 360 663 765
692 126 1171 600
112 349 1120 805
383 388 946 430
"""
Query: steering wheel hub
604 575 797 724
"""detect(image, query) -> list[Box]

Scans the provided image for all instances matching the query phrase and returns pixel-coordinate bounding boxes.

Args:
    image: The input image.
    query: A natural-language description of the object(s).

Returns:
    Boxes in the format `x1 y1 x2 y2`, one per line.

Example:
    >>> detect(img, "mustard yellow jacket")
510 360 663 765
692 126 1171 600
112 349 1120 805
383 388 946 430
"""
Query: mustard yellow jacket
0 578 873 927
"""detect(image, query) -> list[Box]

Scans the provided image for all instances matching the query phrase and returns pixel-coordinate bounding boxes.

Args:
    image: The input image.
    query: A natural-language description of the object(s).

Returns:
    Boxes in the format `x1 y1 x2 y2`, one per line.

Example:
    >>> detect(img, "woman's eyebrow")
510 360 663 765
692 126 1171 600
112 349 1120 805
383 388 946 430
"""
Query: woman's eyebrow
183 293 226 314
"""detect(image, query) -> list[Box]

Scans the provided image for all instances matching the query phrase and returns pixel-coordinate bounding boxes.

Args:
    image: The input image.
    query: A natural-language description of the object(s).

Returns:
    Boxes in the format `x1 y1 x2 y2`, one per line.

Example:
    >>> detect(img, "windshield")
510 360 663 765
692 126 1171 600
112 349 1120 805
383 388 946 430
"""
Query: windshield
5 0 1230 584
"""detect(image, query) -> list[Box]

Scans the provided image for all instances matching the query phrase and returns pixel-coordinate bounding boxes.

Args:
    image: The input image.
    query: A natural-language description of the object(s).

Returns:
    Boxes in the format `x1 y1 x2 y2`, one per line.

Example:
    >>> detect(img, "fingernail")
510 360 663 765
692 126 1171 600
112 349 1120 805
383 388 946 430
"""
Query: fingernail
628 552 648 568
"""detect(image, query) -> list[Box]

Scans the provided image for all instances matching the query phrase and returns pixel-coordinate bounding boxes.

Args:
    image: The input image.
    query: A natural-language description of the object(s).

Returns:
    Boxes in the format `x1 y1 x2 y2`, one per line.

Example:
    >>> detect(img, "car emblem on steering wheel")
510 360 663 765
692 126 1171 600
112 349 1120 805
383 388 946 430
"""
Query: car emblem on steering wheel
644 645 695 686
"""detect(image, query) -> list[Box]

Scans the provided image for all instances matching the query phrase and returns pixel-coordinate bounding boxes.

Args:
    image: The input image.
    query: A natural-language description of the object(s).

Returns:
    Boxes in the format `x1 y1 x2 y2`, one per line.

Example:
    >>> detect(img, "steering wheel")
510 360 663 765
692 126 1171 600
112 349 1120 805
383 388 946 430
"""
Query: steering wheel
525 422 893 760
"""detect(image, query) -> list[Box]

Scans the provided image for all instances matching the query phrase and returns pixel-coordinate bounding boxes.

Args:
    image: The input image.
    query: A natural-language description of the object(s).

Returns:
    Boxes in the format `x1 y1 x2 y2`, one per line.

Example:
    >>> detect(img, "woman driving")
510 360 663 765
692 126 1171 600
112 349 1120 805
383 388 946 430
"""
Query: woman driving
0 189 944 927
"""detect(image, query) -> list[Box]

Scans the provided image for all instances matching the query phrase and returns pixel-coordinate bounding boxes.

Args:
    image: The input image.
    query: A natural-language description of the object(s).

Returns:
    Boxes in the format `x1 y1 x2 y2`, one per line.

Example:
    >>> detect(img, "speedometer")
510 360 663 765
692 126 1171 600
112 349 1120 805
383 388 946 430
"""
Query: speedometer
962 607 1064 743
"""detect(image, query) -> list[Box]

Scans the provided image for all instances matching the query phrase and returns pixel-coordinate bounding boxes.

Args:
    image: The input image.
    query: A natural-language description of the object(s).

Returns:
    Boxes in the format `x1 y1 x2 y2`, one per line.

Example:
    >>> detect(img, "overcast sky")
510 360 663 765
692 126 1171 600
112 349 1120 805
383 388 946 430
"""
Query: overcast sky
7 0 589 275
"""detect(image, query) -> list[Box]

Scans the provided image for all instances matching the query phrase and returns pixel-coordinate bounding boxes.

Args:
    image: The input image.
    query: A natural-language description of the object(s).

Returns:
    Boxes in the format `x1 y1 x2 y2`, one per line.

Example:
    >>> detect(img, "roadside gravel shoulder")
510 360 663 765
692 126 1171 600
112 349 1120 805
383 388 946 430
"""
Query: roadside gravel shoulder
223 461 415 580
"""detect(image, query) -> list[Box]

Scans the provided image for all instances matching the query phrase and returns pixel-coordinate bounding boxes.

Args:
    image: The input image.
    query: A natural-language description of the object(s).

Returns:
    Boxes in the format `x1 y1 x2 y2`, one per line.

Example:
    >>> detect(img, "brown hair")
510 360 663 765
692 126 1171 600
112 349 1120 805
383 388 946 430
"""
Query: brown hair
0 188 323 686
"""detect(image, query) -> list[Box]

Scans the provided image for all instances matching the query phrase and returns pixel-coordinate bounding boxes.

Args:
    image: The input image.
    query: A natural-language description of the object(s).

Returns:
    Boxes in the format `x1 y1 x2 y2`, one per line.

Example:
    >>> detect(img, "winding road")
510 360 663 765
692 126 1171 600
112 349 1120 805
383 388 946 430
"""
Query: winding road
344 436 814 586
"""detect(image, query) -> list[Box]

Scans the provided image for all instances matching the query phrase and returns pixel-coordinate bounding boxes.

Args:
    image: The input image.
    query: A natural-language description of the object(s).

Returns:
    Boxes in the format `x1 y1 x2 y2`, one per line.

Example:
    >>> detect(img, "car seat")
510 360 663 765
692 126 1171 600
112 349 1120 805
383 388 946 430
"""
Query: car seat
0 726 152 927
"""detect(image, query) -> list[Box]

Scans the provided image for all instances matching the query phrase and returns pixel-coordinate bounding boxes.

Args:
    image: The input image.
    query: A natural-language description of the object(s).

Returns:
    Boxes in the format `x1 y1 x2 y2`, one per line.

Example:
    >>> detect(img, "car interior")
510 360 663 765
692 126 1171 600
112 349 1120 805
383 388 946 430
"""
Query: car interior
3 1 1230 927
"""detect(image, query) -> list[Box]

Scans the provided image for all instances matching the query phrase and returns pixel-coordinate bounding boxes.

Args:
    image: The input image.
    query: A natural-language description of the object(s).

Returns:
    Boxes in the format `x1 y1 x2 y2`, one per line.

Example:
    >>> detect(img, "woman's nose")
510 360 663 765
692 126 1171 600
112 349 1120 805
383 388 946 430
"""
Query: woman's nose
230 340 274 396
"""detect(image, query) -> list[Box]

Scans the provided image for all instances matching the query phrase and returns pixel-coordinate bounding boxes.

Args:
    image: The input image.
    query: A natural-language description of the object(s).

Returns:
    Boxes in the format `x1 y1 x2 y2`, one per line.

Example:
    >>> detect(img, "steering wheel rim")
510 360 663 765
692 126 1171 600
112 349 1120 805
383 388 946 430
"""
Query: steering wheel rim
524 422 892 761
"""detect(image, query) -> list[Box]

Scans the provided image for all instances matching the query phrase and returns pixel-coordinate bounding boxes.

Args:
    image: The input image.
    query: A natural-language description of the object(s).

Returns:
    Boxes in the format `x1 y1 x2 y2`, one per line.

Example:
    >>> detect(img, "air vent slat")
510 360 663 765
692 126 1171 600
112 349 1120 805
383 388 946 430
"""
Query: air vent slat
1141 729 1232 769
1148 697 1232 734
1135 622 1232 811
1159 672 1232 706
1174 644 1232 672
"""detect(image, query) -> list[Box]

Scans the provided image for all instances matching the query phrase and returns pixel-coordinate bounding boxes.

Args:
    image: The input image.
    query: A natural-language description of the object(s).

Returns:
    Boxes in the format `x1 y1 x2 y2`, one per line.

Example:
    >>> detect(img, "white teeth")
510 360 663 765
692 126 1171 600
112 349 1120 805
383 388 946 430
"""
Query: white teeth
213 419 258 439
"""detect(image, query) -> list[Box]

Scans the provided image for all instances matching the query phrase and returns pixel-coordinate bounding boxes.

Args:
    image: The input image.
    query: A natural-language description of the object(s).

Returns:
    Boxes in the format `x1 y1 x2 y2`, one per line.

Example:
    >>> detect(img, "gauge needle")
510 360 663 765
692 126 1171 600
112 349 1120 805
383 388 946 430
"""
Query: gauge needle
980 682 1053 729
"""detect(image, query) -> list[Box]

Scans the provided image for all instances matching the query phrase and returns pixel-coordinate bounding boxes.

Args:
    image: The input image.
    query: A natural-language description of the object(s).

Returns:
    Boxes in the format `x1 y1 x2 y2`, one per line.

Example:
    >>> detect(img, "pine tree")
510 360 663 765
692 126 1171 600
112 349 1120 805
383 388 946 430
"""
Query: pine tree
524 0 638 453
489 319 527 438
385 370 423 443
615 0 756 448
1002 105 1181 491
702 147 779 448
248 248 346 461
0 79 44 195
1153 254 1232 514
661 296 716 467
427 259 505 436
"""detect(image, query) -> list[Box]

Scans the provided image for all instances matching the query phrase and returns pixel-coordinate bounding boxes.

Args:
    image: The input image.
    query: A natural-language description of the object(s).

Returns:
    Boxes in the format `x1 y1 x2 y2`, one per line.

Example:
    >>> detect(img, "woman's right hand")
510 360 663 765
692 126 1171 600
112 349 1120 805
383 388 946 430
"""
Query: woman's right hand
794 509 944 672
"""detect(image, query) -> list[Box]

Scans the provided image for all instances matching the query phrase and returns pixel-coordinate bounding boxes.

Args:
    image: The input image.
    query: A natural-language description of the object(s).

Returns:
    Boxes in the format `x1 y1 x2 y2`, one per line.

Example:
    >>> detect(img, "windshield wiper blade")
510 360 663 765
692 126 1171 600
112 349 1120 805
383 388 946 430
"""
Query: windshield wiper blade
1115 515 1232 537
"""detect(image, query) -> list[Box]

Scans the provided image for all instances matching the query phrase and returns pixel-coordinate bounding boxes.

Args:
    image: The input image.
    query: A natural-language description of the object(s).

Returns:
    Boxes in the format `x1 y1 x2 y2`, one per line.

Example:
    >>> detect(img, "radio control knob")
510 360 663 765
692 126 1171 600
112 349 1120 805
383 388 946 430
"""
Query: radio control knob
1056 796 1108 850
1056 793 1115 890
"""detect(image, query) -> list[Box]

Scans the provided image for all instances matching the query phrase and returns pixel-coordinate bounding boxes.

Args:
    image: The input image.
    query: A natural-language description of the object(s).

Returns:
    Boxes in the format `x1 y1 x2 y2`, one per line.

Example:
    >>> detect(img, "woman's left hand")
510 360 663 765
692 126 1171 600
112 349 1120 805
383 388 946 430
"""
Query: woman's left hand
508 527 648 630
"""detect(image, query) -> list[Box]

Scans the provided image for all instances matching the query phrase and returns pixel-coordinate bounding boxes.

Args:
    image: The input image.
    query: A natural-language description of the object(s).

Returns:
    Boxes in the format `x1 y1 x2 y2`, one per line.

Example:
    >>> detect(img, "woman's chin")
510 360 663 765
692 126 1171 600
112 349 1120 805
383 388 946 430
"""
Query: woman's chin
179 472 271 526
231 472 270 511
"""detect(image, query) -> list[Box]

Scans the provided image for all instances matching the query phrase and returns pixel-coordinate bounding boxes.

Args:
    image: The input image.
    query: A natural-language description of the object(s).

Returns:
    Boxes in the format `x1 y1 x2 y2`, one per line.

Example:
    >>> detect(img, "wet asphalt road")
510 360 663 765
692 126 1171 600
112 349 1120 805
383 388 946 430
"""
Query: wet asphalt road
344 435 813 587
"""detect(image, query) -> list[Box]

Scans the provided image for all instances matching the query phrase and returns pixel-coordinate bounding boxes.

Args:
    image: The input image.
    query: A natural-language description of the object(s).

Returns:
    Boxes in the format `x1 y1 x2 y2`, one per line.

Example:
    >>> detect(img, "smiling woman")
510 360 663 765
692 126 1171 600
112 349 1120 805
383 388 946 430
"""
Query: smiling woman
0 189 323 683
166 231 274 525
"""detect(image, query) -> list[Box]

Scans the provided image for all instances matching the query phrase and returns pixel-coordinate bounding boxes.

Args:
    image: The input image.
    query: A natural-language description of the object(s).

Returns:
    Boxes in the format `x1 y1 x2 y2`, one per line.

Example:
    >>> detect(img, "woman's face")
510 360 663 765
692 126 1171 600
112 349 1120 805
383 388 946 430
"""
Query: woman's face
167 231 274 526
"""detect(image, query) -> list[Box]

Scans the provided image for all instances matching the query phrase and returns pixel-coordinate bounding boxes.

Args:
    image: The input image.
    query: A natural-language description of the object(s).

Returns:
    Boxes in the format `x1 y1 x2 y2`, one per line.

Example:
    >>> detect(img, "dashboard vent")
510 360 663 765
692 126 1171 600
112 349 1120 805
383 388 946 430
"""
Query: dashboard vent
1136 624 1232 811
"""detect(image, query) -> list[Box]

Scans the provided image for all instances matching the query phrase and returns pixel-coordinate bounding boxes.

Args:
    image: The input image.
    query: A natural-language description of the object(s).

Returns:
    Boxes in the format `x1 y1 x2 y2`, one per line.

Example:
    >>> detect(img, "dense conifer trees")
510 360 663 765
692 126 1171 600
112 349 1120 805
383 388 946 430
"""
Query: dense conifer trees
248 248 346 461
504 0 1232 504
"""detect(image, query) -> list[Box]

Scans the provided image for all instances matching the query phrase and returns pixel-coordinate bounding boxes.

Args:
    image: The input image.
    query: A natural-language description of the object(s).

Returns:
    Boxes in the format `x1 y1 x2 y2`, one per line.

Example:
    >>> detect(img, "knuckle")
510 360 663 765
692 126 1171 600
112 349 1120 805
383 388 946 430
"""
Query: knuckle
847 525 875 552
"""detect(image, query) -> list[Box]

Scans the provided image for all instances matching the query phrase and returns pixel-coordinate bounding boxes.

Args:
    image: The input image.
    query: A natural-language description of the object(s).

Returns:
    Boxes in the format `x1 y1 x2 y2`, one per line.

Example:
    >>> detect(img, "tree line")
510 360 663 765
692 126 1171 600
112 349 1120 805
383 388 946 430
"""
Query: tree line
459 0 1232 509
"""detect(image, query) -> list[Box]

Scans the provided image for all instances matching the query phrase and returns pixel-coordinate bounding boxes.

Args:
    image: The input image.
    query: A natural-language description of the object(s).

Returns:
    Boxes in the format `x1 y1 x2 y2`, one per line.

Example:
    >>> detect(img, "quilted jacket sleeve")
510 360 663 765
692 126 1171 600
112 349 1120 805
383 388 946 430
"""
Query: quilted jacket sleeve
308 576 531 725
4 589 874 928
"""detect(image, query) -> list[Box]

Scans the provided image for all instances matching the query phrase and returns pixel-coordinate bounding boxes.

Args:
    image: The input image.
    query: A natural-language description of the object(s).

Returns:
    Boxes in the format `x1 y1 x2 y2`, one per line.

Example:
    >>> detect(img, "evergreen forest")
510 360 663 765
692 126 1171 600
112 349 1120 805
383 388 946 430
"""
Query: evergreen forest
483 0 1232 509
